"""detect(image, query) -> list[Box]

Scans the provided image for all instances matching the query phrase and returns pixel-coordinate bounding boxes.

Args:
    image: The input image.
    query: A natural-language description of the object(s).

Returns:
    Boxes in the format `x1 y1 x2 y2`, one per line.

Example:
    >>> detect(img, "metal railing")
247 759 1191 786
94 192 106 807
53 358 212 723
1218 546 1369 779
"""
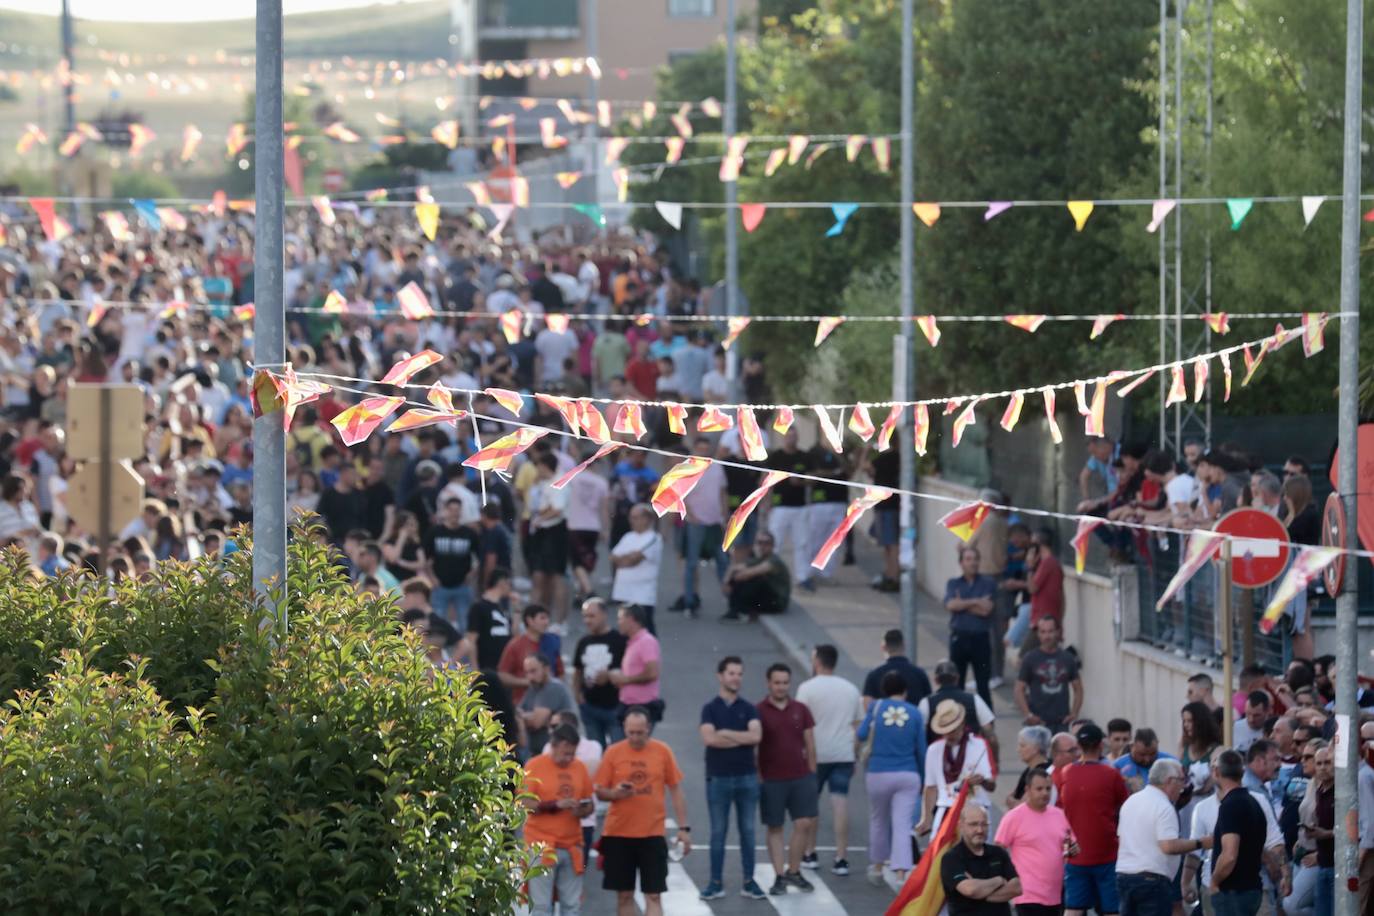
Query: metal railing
480 0 579 31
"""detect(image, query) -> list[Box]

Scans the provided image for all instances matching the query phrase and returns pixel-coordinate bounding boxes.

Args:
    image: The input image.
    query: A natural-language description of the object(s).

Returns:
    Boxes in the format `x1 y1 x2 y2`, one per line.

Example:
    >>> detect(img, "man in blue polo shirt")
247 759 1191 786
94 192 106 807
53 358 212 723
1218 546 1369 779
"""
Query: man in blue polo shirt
699 656 768 901
945 545 998 708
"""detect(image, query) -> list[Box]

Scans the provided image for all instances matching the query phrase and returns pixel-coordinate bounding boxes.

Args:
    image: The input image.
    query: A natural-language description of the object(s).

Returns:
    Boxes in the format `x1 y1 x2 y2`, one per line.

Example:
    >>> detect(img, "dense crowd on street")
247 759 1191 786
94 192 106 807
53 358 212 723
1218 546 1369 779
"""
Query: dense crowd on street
0 199 1365 916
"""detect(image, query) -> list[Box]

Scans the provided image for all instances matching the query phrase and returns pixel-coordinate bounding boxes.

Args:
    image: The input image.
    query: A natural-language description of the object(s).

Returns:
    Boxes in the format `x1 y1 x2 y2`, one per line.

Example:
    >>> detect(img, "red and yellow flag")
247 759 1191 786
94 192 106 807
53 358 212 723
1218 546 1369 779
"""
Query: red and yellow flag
999 393 1024 432
1204 312 1230 335
331 396 406 447
812 488 891 569
1116 368 1157 398
463 427 550 473
773 406 794 435
485 387 524 416
312 195 336 227
500 309 523 344
535 394 582 435
651 457 713 517
1165 365 1187 406
234 303 256 322
576 399 612 444
848 403 876 441
1004 314 1047 333
916 315 941 347
321 290 347 314
951 400 979 447
666 403 688 435
814 316 845 348
1090 314 1124 339
877 405 902 452
1156 530 1224 610
613 403 647 440
1084 381 1107 437
1193 360 1209 402
1302 312 1327 357
724 471 788 551
738 407 768 461
885 784 970 916
1042 388 1062 445
939 501 991 543
698 405 735 433
553 442 624 490
722 316 751 350
381 349 442 386
546 313 571 335
388 407 465 433
1219 351 1233 402
1071 517 1106 574
1259 547 1341 634
913 403 930 456
397 281 434 320
814 406 844 452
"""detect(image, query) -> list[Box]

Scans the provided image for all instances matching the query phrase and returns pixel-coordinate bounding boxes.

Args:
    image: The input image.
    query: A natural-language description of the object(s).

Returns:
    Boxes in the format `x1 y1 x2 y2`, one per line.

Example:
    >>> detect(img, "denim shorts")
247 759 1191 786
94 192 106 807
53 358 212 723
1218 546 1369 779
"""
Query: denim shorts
1065 862 1120 912
815 762 854 796
872 509 900 547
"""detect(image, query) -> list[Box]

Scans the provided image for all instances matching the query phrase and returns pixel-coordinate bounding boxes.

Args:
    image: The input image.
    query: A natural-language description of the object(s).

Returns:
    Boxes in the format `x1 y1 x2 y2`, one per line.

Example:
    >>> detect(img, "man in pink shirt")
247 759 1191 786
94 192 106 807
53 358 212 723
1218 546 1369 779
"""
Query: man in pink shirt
994 768 1078 916
610 604 663 723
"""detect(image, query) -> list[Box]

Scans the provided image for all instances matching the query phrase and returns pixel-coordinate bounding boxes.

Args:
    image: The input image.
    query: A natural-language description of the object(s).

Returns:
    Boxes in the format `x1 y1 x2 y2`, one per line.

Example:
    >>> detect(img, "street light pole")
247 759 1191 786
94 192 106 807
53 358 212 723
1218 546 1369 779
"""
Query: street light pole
898 0 918 654
724 0 740 381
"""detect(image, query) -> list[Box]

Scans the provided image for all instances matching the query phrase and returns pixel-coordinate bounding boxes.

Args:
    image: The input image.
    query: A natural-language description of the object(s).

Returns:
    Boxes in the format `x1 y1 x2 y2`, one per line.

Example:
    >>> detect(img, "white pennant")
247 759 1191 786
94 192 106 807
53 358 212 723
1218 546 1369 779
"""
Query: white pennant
487 203 515 240
1302 196 1324 228
655 201 683 230
1145 199 1176 233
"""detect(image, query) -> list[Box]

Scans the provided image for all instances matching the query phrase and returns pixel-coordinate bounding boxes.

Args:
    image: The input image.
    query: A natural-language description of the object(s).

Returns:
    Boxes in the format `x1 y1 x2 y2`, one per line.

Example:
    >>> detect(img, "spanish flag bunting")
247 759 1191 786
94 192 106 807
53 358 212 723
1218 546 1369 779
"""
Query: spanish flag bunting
1241 343 1264 386
613 403 647 440
323 121 360 143
180 124 203 162
701 96 723 117
415 202 440 241
159 300 188 320
553 442 625 490
535 393 582 435
128 123 154 157
380 349 442 386
665 137 686 164
720 136 749 182
1115 368 1157 398
233 302 256 322
1084 381 1107 437
877 404 902 452
576 399 612 444
312 195 336 227
76 122 101 141
676 101 693 120
943 399 959 416
651 456 713 517
812 488 891 569
431 119 460 149
1165 365 1188 406
999 392 1024 432
29 197 70 242
101 211 132 242
1090 314 1124 339
500 309 523 344
938 501 991 543
787 134 808 164
773 406 795 435
913 203 941 228
884 783 971 916
1067 200 1095 231
845 134 866 161
86 300 108 328
741 203 767 233
724 471 789 551
698 405 735 433
60 130 90 156
1219 352 1233 401
849 403 876 441
1259 547 1341 634
951 399 979 447
321 289 347 314
331 396 405 447
1073 381 1090 417
427 382 455 413
604 137 630 167
546 313 571 335
916 315 941 347
805 144 830 169
466 181 492 207
485 387 524 416
871 137 891 172
814 406 844 453
1204 312 1230 335
462 427 549 473
156 207 187 231
1156 530 1224 610
1071 517 1105 574
387 407 465 433
738 407 769 461
666 403 688 435
1042 388 1062 444
764 147 787 177
396 281 434 320
722 316 751 350
556 171 581 189
642 100 657 120
634 313 656 327
597 100 612 127
539 118 566 148
225 122 248 157
815 316 845 348
16 123 47 154
1193 360 1209 402
1005 314 1047 334
670 113 693 139
913 403 930 455
1302 312 1327 357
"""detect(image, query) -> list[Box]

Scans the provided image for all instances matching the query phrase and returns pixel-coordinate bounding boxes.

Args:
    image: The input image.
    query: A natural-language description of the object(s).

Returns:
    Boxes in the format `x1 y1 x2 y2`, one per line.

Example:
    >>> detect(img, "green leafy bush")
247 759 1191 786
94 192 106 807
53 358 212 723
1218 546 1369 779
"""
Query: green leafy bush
0 530 529 914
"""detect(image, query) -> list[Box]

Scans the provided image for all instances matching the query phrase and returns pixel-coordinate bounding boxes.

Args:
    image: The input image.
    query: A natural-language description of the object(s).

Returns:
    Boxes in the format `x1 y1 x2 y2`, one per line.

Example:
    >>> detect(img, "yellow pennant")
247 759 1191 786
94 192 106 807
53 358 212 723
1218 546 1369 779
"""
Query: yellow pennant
1067 200 1094 232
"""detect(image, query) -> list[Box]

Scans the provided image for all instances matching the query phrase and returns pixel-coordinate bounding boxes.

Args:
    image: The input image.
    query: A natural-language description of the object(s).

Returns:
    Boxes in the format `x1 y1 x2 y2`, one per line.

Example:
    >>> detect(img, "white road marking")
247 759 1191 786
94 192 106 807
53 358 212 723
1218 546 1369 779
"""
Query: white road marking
631 857 713 915
753 863 849 915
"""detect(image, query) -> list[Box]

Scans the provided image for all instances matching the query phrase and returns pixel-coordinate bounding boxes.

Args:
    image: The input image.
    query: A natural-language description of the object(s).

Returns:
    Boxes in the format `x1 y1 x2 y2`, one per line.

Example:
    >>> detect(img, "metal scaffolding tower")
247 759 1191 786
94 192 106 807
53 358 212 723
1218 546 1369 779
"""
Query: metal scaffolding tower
1158 0 1215 453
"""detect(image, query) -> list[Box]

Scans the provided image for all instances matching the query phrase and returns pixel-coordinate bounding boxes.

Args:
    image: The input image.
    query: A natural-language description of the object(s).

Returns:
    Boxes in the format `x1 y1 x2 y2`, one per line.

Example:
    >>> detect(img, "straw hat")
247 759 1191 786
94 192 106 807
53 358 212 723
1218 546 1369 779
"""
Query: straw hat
931 699 968 736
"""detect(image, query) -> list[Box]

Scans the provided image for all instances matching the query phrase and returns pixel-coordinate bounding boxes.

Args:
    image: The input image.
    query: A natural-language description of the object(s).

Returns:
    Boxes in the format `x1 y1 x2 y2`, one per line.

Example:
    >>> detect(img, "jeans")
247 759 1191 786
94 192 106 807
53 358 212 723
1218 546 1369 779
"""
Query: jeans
949 629 993 708
580 702 623 747
866 769 922 871
1118 872 1174 916
1313 866 1335 916
1212 888 1263 916
431 584 472 631
1283 863 1318 916
707 773 759 886
682 523 728 605
527 847 582 916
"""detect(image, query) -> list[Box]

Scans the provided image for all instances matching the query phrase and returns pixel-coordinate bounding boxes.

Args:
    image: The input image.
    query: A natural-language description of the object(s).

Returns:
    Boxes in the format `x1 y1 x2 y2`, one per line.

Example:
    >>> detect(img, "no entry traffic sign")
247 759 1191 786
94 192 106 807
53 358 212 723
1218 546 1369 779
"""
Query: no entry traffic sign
1214 508 1292 588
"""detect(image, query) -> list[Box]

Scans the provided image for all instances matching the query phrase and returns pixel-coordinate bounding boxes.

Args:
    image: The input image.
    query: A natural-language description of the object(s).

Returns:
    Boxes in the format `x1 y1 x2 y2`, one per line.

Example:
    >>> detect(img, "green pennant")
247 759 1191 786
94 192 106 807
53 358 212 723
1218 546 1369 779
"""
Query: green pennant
1226 198 1253 230
571 203 605 226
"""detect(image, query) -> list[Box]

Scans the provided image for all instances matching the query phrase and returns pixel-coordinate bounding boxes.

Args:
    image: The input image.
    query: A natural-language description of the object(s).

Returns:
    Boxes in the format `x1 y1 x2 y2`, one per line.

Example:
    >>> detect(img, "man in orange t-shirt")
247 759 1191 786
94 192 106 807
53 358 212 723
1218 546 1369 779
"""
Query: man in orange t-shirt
594 707 692 916
523 725 594 916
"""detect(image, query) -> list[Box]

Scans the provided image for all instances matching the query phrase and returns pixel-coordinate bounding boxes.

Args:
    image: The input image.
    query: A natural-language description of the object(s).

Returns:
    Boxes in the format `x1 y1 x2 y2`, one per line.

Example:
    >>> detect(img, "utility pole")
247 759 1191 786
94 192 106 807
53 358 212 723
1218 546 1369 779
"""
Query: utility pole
252 0 288 630
1333 0 1362 912
60 0 75 136
898 0 917 654
723 0 739 380
585 0 599 206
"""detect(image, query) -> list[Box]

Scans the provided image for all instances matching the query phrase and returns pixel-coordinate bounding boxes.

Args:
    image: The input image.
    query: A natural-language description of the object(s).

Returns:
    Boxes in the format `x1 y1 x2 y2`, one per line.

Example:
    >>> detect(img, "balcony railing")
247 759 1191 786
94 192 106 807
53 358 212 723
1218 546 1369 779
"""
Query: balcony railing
481 0 579 35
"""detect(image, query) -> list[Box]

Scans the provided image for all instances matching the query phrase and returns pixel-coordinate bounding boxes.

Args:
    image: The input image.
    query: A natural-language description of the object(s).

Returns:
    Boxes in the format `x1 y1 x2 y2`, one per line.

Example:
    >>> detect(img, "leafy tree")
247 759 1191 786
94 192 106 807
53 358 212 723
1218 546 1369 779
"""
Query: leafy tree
225 93 331 196
112 170 181 201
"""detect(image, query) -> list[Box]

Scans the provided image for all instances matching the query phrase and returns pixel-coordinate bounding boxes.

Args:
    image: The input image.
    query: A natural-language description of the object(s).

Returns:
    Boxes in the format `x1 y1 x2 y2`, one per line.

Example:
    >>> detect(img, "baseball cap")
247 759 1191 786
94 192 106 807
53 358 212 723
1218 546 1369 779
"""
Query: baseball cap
1076 723 1106 747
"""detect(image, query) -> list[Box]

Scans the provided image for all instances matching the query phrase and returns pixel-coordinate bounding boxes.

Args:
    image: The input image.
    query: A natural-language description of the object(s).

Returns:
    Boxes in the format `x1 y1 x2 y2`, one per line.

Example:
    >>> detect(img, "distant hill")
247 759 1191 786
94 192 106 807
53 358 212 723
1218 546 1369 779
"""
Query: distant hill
0 1 452 68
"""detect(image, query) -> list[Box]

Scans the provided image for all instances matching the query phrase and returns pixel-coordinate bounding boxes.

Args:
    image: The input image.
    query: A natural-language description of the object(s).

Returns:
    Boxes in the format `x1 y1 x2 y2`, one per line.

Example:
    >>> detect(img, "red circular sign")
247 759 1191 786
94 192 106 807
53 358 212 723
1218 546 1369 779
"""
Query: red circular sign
1322 493 1347 596
1213 508 1292 588
322 168 345 192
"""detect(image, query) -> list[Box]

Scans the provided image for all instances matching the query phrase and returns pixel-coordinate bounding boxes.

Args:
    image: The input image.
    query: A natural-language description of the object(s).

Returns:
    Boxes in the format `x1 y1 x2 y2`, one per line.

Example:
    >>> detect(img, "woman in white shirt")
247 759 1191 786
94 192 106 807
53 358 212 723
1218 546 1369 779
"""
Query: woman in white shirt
916 700 995 837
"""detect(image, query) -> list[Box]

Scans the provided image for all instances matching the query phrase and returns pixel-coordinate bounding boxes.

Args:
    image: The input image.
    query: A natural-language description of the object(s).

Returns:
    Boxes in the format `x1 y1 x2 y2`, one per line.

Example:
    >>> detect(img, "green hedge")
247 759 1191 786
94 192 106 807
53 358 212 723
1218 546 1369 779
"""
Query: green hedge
0 530 529 914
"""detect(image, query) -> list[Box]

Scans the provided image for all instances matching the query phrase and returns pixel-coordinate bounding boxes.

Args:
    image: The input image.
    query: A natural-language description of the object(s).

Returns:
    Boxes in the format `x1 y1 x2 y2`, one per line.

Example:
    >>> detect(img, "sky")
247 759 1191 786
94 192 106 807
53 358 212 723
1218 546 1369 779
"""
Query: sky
0 0 428 22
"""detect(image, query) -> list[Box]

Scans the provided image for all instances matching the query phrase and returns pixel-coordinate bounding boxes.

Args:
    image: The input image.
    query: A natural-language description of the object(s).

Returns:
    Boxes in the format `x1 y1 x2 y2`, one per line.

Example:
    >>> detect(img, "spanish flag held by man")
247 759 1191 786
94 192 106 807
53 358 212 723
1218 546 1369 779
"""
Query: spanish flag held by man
885 783 970 916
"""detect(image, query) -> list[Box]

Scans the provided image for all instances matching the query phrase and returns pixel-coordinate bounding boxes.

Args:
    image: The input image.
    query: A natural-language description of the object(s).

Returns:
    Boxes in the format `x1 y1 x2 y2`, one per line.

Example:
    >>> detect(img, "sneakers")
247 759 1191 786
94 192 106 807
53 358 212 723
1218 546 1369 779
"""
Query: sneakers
785 871 815 892
699 882 726 901
800 852 819 871
867 865 885 887
988 675 1005 689
832 858 850 876
769 877 789 896
740 879 768 899
668 596 686 612
871 576 900 593
720 610 744 623
798 577 817 593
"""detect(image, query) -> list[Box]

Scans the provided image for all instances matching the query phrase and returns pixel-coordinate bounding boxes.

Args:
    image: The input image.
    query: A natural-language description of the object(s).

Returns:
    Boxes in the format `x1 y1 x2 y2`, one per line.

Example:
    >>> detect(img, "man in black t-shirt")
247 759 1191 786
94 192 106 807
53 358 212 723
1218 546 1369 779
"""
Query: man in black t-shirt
465 567 514 670
315 464 367 544
570 597 626 747
861 628 932 709
424 497 479 631
1014 617 1083 734
940 804 1020 916
1209 749 1267 914
762 428 814 583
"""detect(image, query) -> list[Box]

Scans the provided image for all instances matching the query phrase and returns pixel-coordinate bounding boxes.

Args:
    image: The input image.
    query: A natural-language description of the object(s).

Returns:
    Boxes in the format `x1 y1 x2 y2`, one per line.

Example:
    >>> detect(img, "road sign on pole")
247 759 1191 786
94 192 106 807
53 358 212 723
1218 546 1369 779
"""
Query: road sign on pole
67 460 143 536
66 384 143 461
1213 508 1291 589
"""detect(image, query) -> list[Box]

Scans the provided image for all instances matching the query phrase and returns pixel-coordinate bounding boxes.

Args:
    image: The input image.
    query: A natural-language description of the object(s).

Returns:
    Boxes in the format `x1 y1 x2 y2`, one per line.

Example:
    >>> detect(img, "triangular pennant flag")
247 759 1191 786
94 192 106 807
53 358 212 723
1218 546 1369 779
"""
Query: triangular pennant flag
463 428 549 473
1042 387 1062 445
655 201 683 230
597 100 612 127
916 315 941 347
913 203 941 228
155 207 186 231
651 457 713 517
1071 517 1105 574
848 403 876 441
604 136 630 166
722 317 751 350
1090 314 1124 339
737 407 768 461
86 300 108 328
870 137 891 172
666 403 688 435
826 203 859 238
804 144 831 169
553 442 625 490
465 181 492 207
845 134 866 161
1203 312 1230 335
100 211 132 242
1067 200 1094 232
814 316 845 348
1115 368 1158 398
664 136 686 164
387 408 465 434
984 201 1012 221
741 203 767 233
576 399 612 444
321 290 347 314
233 303 255 322
396 281 434 320
787 134 808 164
331 396 406 447
133 199 162 231
380 349 442 386
943 400 960 416
719 136 749 182
772 407 795 435
877 405 902 451
29 197 68 242
764 147 788 177
535 393 582 435
1004 314 1046 333
999 393 1025 432
1156 530 1224 609
556 171 582 189
1219 351 1233 402
670 113 693 139
613 403 648 440
1302 196 1324 228
1226 198 1253 230
697 405 735 432
484 387 524 416
1241 343 1265 386
724 471 789 551
1193 359 1209 402
427 383 455 413
180 124 202 161
414 202 440 241
487 203 515 240
939 501 991 542
312 195 336 227
913 403 930 456
545 313 571 335
1165 365 1188 406
951 400 979 447
1145 199 1176 233
500 309 523 344
1259 547 1342 634
1084 382 1107 437
1302 312 1327 357
814 406 844 452
571 203 605 226
811 489 891 570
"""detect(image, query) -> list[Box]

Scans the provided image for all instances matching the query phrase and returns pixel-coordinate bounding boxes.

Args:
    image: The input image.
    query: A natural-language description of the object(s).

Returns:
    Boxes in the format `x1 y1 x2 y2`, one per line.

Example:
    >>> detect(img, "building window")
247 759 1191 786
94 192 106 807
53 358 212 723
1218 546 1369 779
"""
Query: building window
668 0 715 17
